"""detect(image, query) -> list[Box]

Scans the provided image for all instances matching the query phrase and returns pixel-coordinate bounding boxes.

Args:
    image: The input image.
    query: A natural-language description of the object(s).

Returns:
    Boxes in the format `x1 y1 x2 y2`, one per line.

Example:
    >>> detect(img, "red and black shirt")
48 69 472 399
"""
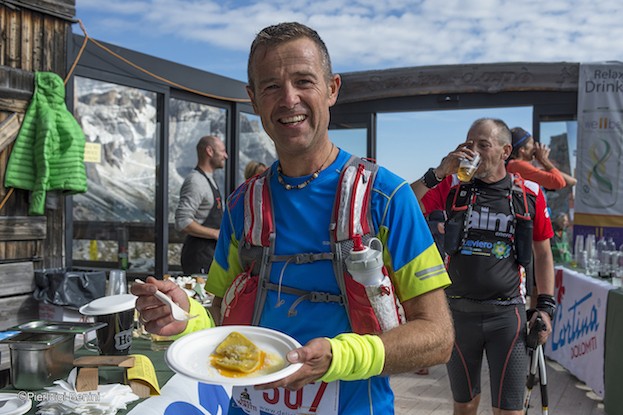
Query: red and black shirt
422 173 553 303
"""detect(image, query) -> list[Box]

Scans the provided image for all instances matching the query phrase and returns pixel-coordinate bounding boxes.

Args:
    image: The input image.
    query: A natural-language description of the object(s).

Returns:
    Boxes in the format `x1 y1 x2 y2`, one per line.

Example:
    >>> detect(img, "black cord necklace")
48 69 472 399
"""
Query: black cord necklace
277 143 335 190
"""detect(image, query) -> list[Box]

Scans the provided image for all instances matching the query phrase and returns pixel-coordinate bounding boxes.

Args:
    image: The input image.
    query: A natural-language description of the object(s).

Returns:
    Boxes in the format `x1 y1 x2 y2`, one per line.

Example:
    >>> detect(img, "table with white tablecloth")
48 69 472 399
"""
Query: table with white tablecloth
545 266 615 398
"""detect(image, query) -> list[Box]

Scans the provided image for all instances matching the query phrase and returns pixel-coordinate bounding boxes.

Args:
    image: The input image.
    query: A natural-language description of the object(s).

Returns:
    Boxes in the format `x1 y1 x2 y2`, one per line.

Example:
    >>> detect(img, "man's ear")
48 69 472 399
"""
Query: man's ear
205 144 214 158
503 143 513 161
328 74 341 106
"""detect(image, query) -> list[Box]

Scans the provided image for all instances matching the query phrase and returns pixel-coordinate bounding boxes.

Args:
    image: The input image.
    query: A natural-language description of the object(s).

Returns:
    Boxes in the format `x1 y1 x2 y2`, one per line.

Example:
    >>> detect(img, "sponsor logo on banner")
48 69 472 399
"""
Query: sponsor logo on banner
550 270 600 359
545 267 615 398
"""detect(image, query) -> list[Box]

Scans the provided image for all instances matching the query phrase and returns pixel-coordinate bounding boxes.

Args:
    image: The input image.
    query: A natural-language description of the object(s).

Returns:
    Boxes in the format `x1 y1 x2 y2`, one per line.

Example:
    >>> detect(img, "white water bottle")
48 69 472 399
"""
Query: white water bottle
345 234 404 332
345 234 385 286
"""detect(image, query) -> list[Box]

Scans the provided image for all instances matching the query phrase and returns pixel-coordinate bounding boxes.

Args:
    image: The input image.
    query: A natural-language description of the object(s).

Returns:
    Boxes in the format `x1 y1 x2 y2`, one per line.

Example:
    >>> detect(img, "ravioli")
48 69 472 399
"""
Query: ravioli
211 331 265 375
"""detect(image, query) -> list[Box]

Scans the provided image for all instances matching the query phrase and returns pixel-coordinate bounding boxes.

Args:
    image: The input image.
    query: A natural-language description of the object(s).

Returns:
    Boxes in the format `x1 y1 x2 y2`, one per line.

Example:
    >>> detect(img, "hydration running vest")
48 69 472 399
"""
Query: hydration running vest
443 173 534 268
220 155 406 334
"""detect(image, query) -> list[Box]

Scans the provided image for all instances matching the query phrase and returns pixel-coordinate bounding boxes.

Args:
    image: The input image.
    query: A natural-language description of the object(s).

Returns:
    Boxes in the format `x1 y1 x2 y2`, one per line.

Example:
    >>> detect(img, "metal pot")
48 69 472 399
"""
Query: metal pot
1 332 74 390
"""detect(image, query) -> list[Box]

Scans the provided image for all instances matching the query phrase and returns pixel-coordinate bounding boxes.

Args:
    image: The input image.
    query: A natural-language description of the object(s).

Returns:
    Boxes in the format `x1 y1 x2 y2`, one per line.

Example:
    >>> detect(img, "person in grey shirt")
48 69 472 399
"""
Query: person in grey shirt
175 135 228 274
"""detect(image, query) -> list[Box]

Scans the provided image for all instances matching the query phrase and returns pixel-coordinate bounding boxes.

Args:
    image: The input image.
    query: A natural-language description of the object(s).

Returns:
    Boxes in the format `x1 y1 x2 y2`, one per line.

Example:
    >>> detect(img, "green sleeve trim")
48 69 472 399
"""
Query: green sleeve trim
170 298 215 340
318 333 385 383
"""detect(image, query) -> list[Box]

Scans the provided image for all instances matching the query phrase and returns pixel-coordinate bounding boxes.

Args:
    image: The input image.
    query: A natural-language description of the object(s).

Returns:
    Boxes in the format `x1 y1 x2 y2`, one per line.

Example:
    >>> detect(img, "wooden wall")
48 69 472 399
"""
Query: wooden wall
0 0 76 369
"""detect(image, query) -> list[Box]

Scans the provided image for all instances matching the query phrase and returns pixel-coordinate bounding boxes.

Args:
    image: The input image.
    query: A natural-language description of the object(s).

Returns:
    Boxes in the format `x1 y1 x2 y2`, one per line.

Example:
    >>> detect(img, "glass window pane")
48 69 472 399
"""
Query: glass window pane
72 76 157 272
237 112 276 186
168 98 227 271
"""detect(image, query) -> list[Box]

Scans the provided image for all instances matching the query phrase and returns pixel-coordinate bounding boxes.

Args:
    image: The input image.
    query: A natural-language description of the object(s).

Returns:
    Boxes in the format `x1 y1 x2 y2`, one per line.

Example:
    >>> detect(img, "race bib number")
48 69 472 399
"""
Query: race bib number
229 381 339 415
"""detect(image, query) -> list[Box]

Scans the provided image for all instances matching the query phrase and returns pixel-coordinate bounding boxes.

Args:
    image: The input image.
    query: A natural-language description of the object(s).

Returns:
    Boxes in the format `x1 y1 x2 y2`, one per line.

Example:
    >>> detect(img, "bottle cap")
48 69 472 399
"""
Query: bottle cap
352 234 365 251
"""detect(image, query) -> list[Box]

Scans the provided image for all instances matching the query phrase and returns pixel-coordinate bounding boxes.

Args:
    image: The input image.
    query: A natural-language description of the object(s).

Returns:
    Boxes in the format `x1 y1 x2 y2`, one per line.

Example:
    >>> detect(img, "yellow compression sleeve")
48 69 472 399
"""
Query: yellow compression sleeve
319 333 386 382
170 298 215 339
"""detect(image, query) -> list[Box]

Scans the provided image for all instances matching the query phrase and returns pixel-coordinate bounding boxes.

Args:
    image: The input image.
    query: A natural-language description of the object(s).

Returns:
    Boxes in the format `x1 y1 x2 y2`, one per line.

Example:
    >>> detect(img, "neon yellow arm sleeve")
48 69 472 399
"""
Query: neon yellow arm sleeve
318 333 385 382
170 298 215 339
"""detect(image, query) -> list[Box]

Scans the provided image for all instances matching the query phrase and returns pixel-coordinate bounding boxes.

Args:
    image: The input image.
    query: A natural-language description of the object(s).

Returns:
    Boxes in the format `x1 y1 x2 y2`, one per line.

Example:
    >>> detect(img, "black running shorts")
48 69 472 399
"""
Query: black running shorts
446 301 528 410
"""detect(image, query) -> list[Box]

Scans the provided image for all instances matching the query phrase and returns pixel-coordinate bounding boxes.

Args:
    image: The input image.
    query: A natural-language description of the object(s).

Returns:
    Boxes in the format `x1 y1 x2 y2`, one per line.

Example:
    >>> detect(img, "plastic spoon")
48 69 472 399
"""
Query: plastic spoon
134 279 198 321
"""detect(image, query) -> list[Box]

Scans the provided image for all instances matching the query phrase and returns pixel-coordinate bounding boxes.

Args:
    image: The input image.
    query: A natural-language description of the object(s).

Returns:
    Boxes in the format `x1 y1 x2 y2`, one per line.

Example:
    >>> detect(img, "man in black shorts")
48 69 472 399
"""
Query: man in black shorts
411 118 556 415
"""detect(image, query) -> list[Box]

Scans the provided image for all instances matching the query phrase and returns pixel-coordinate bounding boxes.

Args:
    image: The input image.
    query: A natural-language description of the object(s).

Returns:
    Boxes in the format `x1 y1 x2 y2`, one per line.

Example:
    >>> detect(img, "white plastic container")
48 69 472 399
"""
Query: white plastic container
345 234 384 286
345 234 404 332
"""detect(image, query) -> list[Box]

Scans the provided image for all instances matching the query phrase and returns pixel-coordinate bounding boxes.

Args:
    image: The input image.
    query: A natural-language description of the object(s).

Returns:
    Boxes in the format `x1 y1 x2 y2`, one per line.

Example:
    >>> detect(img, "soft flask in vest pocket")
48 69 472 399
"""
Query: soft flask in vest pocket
514 217 533 267
220 270 257 325
444 213 465 255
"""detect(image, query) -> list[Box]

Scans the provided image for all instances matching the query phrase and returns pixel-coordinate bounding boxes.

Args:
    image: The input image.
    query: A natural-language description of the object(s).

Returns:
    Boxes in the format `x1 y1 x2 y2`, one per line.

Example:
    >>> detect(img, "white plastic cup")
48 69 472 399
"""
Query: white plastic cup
457 153 481 182
107 270 127 296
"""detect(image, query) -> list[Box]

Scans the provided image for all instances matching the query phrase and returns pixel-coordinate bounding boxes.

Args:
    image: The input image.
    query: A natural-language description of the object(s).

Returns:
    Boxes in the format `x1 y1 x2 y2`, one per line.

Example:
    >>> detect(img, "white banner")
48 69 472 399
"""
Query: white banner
127 374 232 415
575 62 623 214
545 267 615 397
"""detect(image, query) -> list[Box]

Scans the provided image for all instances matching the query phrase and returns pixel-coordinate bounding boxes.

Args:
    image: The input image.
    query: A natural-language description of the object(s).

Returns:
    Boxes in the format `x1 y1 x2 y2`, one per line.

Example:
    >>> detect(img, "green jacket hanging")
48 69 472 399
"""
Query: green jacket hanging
5 71 87 215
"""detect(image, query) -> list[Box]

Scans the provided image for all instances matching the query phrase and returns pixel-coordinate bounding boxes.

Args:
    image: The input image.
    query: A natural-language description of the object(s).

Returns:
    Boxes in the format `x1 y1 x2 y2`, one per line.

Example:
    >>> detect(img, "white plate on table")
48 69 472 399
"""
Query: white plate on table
0 393 32 415
165 325 303 386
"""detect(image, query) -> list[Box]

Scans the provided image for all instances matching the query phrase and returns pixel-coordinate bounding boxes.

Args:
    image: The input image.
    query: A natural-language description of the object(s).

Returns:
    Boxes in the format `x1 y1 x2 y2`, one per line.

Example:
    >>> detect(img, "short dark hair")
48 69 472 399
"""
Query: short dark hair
469 118 511 146
247 22 333 90
197 135 219 160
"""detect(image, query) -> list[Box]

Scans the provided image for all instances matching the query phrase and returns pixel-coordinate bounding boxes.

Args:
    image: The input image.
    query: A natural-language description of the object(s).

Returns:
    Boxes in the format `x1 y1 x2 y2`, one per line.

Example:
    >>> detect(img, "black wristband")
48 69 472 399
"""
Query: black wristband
422 168 443 189
536 294 557 320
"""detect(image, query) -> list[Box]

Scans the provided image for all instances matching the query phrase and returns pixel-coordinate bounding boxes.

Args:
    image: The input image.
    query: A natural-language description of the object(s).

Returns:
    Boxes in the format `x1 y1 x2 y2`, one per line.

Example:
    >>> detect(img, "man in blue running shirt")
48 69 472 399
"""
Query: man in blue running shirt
133 22 454 414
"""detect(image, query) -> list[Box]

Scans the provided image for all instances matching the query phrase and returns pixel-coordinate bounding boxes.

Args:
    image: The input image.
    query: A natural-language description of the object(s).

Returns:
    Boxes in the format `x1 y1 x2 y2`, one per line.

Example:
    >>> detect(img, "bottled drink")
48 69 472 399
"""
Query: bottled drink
607 237 617 252
118 245 129 270
596 236 608 264
586 234 596 259
345 234 404 332
574 234 584 266
345 234 384 286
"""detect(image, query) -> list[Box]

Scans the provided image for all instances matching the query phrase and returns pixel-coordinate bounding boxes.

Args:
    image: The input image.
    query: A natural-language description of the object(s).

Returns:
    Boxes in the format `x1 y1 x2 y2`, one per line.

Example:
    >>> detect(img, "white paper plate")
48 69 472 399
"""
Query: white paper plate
0 393 32 415
79 294 137 316
165 325 303 385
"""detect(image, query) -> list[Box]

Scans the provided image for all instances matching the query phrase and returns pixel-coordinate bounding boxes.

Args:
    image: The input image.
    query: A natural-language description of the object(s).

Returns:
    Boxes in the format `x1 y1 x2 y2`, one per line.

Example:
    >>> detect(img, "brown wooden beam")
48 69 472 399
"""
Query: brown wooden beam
337 62 580 104
0 216 46 241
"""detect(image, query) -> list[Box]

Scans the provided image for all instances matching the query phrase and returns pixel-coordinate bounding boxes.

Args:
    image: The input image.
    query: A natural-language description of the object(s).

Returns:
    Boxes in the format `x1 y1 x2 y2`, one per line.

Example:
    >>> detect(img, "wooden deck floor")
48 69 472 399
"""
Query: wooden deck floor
391 358 607 414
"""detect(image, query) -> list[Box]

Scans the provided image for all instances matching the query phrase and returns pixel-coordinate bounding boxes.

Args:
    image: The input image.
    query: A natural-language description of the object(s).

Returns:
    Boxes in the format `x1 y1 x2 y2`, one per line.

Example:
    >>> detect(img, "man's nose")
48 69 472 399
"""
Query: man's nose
280 83 300 108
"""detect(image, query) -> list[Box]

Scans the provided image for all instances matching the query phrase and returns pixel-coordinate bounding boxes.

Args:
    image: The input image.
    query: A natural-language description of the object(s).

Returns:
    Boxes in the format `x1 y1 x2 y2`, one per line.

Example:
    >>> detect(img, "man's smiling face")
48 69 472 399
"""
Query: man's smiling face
246 37 340 158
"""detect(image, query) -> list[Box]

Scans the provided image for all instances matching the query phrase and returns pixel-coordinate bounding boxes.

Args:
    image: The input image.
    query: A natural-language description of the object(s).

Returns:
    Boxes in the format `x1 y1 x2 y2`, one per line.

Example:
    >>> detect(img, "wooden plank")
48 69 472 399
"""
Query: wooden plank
0 66 35 97
74 356 136 368
0 97 28 112
6 9 20 68
31 11 43 71
0 216 47 241
20 9 33 71
0 293 38 330
2 0 76 21
337 62 580 104
0 6 6 67
42 13 53 71
0 112 22 153
0 240 42 263
0 262 34 296
52 18 67 75
75 367 98 392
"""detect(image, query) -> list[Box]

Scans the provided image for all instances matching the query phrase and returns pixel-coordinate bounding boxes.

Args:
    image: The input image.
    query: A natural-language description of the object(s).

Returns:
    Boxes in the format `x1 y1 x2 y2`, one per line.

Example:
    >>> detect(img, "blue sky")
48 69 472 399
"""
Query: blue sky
75 0 623 83
73 0 618 181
